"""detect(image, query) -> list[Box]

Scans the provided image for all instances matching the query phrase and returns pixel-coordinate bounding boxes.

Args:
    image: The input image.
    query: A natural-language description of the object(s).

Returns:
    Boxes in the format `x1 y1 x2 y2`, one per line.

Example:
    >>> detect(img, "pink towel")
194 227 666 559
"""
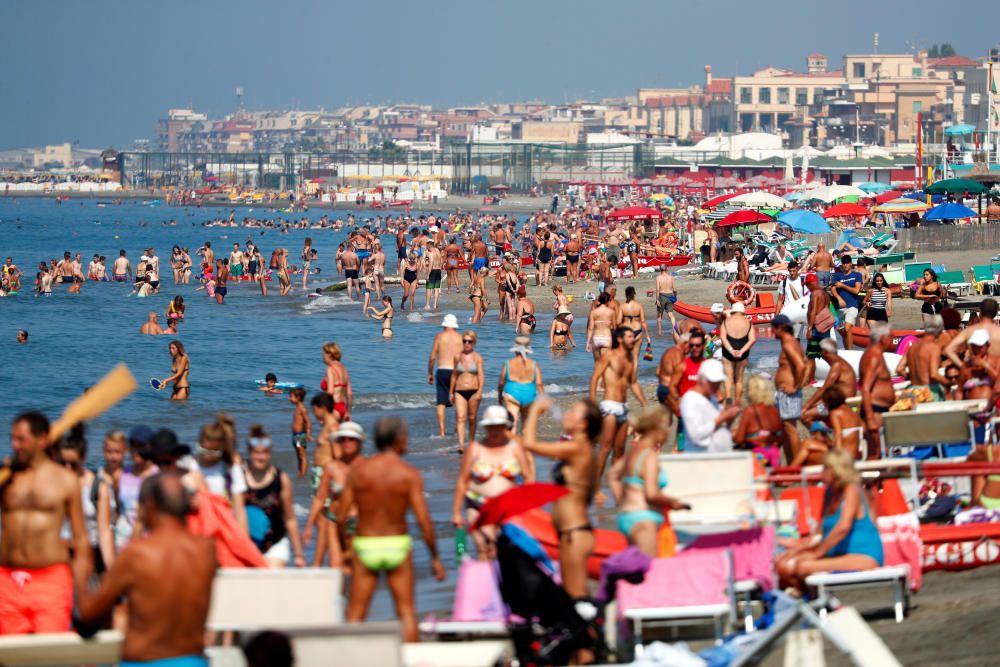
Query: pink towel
684 526 776 592
877 512 922 592
616 549 729 613
451 559 506 621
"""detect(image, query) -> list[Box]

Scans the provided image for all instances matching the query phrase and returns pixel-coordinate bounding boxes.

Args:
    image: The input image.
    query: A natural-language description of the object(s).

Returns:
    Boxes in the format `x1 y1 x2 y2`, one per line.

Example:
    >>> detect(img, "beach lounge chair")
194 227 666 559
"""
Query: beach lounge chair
0 630 123 667
971 265 998 294
805 565 911 623
903 261 932 283
205 622 407 667
658 452 756 532
206 567 344 631
616 548 736 654
937 269 972 296
881 402 977 459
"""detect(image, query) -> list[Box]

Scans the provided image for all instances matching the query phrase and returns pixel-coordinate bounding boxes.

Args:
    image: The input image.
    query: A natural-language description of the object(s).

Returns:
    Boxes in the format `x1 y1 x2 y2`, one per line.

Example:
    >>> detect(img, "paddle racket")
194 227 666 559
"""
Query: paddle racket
150 378 164 390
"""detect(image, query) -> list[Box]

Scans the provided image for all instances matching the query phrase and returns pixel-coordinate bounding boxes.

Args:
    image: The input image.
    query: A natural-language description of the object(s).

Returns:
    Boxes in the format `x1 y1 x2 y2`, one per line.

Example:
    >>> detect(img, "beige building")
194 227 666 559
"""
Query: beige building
32 143 73 169
512 121 582 143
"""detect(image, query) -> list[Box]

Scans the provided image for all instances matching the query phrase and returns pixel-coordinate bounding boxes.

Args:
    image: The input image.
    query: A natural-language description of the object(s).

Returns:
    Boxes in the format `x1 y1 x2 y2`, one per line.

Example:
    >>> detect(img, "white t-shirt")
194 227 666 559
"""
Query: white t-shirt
191 459 247 498
781 276 807 304
679 391 734 453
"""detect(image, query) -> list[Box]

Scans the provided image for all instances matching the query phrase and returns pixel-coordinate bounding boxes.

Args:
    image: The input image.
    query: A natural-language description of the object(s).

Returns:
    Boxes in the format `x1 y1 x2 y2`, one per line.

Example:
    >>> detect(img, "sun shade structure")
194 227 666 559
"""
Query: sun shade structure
943 124 976 136
924 178 988 195
703 191 747 209
923 202 977 221
777 209 831 234
806 184 869 203
872 198 931 214
727 191 791 209
716 209 775 227
856 182 891 194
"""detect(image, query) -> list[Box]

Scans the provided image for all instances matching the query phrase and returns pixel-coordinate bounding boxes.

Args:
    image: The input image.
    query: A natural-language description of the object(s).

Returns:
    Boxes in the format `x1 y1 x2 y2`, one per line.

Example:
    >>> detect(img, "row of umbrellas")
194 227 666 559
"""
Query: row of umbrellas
714 199 977 232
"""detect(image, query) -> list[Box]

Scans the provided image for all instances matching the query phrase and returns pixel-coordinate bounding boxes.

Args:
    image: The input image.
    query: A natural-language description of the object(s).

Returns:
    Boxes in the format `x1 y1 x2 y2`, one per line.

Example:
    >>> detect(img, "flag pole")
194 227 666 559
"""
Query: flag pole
988 62 994 167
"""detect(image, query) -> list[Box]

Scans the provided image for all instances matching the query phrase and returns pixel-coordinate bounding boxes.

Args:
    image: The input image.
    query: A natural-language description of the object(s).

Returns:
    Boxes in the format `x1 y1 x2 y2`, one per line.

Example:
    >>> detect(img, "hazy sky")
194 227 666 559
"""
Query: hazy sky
1 0 996 149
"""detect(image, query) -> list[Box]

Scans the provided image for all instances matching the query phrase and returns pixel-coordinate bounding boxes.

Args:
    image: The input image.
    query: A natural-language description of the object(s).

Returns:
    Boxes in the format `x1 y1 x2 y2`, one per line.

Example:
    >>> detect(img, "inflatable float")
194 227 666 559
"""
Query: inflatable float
813 349 904 381
510 508 626 580
255 380 304 390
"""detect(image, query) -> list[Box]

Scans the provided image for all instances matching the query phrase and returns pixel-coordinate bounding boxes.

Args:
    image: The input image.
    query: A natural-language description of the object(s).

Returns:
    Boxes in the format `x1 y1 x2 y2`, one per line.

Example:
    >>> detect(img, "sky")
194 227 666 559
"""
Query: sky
1 0 997 149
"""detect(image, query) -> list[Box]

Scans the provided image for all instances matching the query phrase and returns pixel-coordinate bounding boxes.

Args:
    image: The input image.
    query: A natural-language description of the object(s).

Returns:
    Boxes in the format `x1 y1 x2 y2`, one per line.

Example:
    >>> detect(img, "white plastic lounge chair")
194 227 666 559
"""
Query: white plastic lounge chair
658 452 756 533
0 630 123 667
206 622 404 667
805 565 911 623
206 567 343 632
880 403 975 459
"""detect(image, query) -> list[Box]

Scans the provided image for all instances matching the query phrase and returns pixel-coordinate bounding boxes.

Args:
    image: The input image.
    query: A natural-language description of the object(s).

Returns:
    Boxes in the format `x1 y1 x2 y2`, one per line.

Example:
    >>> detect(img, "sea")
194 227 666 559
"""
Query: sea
0 196 780 618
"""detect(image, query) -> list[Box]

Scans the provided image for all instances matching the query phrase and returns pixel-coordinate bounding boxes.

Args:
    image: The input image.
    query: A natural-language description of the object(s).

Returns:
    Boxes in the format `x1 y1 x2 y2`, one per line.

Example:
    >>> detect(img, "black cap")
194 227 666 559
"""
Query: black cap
146 429 191 461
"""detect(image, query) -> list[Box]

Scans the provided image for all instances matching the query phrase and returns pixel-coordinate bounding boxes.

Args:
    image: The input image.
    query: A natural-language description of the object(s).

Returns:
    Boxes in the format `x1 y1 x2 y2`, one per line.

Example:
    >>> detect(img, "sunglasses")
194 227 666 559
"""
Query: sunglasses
463 339 475 344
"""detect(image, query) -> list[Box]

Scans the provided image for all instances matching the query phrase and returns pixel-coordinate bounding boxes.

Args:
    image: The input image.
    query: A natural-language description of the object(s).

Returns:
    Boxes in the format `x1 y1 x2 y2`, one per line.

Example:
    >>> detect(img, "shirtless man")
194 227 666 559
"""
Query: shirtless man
229 243 245 282
355 229 373 274
200 241 214 269
469 235 489 283
591 327 647 494
338 416 444 642
802 338 857 424
944 299 1000 367
489 223 506 257
396 226 409 276
300 237 314 290
140 312 165 335
56 251 74 285
772 315 809 462
735 248 750 284
896 315 948 401
860 322 896 459
564 232 581 284
0 412 91 634
706 224 720 263
428 314 463 438
654 265 677 335
146 248 161 294
656 332 689 425
341 245 361 299
805 242 835 288
77 473 216 665
804 273 834 379
422 241 444 310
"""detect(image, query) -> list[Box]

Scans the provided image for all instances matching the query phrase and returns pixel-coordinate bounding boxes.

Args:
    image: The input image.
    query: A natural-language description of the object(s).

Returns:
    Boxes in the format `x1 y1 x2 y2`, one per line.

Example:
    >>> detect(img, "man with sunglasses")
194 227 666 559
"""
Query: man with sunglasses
668 329 709 451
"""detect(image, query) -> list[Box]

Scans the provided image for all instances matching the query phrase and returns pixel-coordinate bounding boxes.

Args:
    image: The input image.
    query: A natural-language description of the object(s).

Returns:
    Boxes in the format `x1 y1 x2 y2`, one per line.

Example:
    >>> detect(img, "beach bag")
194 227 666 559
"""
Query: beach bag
814 303 836 333
452 559 505 621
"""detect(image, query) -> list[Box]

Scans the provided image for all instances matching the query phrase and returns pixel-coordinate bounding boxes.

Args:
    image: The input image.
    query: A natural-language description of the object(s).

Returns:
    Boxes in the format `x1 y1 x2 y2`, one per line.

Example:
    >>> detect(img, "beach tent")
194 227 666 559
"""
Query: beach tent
923 202 977 221
777 209 831 234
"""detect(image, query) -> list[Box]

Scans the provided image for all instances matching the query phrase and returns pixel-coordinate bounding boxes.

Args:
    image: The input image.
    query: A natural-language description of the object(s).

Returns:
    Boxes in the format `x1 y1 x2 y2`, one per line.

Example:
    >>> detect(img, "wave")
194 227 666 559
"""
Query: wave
302 294 354 313
752 355 780 371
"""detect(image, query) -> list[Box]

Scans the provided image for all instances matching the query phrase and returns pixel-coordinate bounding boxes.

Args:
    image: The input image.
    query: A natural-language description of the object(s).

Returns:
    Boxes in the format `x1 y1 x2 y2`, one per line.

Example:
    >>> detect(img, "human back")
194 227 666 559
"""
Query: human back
349 451 416 537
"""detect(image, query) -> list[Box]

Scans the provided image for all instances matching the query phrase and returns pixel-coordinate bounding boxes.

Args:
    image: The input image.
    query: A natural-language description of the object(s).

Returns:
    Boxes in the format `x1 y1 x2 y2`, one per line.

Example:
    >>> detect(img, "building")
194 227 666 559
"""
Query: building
964 53 1000 154
512 121 582 143
157 109 209 152
32 143 73 169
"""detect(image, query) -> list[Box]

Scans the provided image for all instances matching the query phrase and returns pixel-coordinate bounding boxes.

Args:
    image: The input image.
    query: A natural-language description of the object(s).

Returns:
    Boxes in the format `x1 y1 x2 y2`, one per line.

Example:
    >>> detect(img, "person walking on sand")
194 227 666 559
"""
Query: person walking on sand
338 416 445 642
428 314 463 438
76 473 217 666
0 412 92 634
772 315 809 462
654 265 677 335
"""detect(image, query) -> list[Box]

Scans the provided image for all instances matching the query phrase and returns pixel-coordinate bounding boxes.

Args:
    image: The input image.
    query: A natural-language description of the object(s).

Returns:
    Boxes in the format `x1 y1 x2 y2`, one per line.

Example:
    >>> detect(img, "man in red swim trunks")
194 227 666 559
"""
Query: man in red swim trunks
0 412 91 634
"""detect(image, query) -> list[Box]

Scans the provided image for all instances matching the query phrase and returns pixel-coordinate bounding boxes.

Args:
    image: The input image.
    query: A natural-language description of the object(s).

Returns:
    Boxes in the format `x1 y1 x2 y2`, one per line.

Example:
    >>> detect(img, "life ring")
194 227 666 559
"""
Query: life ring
726 280 756 306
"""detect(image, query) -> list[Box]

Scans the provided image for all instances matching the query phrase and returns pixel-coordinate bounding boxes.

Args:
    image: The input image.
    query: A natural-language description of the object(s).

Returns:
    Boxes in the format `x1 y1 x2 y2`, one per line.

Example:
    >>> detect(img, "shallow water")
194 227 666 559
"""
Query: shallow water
0 197 779 617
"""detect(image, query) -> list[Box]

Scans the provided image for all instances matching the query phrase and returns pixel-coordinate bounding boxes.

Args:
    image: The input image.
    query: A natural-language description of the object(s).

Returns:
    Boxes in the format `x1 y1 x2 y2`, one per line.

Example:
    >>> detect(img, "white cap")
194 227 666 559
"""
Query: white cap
442 313 459 329
710 302 725 314
731 302 746 313
970 328 991 347
333 421 365 441
698 358 727 383
479 405 512 428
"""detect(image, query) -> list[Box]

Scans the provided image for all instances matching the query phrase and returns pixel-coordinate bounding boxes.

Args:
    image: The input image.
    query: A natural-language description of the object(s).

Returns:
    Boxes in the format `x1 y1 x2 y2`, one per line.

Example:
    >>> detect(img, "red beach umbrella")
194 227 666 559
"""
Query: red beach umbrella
716 209 774 227
822 202 871 218
703 191 747 209
605 206 662 221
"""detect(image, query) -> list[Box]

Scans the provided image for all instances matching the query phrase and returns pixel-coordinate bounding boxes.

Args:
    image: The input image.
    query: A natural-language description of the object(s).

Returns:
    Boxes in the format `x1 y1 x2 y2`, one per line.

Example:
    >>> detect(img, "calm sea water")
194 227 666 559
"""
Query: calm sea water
0 197 778 617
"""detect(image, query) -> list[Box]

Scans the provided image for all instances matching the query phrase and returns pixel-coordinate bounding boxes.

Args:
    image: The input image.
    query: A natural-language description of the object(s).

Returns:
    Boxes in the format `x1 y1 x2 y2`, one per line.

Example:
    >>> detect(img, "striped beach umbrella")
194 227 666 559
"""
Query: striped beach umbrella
872 198 931 214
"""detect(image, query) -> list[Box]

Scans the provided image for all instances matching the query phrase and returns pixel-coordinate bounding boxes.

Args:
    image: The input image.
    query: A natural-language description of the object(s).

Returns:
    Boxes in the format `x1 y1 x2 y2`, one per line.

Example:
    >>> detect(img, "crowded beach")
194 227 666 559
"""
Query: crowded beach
5 177 1000 667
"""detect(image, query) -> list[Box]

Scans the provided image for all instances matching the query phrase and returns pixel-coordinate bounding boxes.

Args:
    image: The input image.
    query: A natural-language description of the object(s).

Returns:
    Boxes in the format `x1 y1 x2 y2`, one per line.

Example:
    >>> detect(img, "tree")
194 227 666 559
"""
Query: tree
928 43 956 58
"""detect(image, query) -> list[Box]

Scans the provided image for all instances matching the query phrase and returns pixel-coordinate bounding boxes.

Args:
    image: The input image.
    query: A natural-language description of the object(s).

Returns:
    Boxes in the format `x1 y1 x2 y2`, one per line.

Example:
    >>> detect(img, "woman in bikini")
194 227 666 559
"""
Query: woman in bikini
322 342 352 421
609 406 689 557
171 245 186 284
550 306 576 352
401 253 420 312
303 423 365 569
367 295 394 339
498 335 544 431
449 330 485 453
586 292 615 361
468 268 487 324
513 285 536 335
159 339 190 401
452 405 533 558
915 268 946 324
522 397 602 620
552 284 572 320
732 374 784 468
214 258 229 304
790 387 865 466
620 286 650 364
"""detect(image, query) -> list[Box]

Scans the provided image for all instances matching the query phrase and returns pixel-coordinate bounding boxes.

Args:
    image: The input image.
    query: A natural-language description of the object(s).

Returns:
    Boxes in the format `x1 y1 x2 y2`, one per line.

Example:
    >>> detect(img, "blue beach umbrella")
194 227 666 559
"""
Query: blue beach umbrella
784 191 805 202
943 124 976 136
856 182 890 194
777 209 831 234
923 202 977 221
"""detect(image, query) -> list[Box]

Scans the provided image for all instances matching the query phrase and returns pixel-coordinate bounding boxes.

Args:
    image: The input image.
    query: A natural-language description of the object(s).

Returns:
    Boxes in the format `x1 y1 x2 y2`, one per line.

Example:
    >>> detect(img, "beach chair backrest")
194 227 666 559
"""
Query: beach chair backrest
881 408 972 452
0 631 123 666
903 262 931 282
206 568 343 631
684 526 776 592
289 622 403 667
937 270 966 286
779 486 825 536
658 453 755 523
972 265 995 283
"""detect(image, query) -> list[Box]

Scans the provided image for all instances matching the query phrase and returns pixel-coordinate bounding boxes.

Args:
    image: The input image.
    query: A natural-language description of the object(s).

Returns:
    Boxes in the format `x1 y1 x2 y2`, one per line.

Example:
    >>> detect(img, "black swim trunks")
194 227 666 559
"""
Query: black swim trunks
435 369 453 407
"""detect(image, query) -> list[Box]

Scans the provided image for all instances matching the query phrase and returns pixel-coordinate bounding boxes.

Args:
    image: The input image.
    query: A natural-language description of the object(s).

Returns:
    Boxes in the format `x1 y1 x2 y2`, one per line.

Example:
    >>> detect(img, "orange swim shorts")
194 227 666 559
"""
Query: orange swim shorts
0 564 73 634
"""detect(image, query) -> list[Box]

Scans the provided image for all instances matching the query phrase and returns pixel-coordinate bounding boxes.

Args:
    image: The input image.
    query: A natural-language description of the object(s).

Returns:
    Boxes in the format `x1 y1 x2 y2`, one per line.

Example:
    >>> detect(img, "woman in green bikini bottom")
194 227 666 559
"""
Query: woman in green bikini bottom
337 416 445 642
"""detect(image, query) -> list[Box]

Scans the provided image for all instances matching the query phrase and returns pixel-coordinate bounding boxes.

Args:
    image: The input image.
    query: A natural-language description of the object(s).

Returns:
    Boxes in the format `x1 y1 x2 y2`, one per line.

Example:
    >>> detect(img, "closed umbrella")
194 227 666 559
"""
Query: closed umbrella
822 203 871 218
777 209 831 234
703 191 745 209
924 202 977 221
727 191 791 209
925 178 988 195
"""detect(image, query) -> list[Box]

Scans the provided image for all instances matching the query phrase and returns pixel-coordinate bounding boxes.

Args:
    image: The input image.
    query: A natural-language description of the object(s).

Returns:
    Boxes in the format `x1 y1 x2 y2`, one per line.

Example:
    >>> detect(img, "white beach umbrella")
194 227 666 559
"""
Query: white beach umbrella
808 184 868 203
727 191 791 209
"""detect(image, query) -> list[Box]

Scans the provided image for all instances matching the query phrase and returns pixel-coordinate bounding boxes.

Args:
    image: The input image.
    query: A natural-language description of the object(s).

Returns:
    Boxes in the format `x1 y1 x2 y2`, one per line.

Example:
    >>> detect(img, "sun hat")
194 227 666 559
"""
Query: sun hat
480 405 512 428
333 421 366 441
698 358 726 383
970 328 991 347
510 335 533 355
731 302 746 313
442 313 459 329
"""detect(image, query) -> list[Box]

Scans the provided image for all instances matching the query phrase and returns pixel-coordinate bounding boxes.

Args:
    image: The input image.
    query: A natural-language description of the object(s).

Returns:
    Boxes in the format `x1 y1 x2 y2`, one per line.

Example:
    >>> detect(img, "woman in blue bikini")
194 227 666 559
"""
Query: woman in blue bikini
609 406 690 557
776 448 884 590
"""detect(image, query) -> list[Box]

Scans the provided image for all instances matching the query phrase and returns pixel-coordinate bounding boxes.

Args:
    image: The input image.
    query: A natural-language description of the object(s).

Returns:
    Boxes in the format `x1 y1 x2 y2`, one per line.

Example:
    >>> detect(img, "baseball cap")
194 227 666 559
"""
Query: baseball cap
804 274 819 285
731 302 746 313
698 358 727 383
442 313 459 329
771 314 793 328
810 421 832 434
129 425 155 449
710 302 725 314
147 429 191 461
333 421 366 441
970 328 991 347
479 405 512 428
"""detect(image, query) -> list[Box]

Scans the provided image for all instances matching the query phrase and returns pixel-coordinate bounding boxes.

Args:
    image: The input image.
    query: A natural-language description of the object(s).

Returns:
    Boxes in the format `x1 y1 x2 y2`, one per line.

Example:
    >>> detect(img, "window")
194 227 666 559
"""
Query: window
740 87 752 104
796 88 808 105
853 62 866 78
913 101 923 113
759 87 771 104
814 89 825 106
777 87 790 104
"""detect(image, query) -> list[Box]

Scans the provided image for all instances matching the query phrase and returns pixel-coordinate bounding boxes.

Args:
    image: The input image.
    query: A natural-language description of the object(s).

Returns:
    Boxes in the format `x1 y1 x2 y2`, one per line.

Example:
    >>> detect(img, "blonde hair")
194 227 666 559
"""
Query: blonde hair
746 375 776 406
462 330 478 344
200 414 237 465
104 430 126 447
323 342 342 361
629 405 670 435
824 448 859 486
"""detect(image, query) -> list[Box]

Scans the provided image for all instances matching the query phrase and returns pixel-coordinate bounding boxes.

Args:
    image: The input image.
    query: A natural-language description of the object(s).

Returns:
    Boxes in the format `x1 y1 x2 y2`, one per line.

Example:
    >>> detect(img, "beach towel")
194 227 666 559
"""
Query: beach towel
616 549 729 615
451 559 506 622
187 492 266 568
684 526 776 592
876 512 922 592
596 546 651 603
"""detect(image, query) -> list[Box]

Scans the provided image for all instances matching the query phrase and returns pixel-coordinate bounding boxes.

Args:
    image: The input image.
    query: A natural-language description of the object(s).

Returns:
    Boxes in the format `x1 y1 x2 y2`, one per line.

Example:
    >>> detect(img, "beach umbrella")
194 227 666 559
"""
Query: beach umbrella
716 210 774 228
924 202 977 221
378 179 399 188
727 191 791 209
606 206 662 221
822 202 871 219
924 178 988 195
874 190 903 204
784 191 806 202
309 178 327 184
703 191 745 209
472 483 569 529
944 124 977 136
489 184 511 191
856 182 890 194
807 184 869 203
777 209 831 234
872 198 931 214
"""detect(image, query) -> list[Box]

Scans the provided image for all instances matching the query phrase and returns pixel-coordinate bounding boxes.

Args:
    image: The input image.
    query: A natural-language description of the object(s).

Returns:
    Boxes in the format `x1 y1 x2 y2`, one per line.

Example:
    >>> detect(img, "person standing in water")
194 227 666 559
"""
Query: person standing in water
214 259 229 305
157 340 190 401
338 416 445 642
300 237 314 290
367 295 394 339
288 387 310 478
428 314 463 438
